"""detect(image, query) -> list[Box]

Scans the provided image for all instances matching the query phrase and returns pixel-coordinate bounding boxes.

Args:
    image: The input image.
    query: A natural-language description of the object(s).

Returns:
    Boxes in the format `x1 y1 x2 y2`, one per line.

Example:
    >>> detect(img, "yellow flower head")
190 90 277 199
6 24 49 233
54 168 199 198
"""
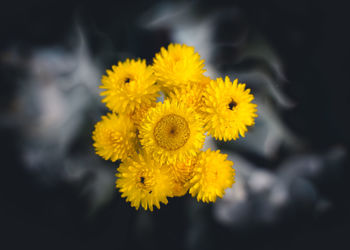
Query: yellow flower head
92 113 137 162
202 76 258 141
100 59 160 114
169 75 211 113
153 44 206 92
169 158 196 197
197 75 211 89
116 152 174 211
139 99 205 165
129 103 155 129
189 149 235 203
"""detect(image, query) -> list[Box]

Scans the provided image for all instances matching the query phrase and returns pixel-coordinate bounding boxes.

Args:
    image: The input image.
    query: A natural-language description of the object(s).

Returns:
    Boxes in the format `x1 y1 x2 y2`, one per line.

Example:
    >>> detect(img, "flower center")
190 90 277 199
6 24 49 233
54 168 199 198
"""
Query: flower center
137 175 153 194
123 75 134 84
228 99 237 110
153 114 190 151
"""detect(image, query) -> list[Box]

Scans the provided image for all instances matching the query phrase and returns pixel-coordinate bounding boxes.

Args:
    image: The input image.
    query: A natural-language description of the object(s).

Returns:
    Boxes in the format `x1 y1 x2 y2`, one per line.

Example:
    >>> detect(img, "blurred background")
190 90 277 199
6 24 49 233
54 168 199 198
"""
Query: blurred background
1 0 350 249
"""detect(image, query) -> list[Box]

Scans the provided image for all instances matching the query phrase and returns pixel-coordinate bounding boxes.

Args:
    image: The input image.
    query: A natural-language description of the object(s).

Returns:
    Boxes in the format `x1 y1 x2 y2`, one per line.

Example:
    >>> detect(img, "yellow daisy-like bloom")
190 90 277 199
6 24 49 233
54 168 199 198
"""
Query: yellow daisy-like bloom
169 76 211 113
169 158 196 197
202 76 258 141
92 113 137 162
139 99 205 165
129 103 155 130
116 152 174 211
189 149 235 203
197 75 211 89
153 44 206 92
100 59 160 114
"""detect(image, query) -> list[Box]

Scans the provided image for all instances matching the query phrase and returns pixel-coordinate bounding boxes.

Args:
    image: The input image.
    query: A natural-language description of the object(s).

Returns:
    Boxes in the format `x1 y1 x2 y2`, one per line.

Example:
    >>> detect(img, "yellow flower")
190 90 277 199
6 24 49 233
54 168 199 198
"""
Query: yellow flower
153 44 206 93
100 59 160 114
129 104 155 129
202 76 258 141
169 158 196 197
189 149 235 203
169 75 211 113
92 43 260 210
116 152 174 211
198 75 212 89
139 99 205 165
92 113 137 162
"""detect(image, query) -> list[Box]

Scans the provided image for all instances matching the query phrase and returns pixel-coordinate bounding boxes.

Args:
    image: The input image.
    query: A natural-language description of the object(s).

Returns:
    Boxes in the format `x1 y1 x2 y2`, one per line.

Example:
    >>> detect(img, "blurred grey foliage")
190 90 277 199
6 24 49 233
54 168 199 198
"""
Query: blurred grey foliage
3 27 115 213
214 147 345 228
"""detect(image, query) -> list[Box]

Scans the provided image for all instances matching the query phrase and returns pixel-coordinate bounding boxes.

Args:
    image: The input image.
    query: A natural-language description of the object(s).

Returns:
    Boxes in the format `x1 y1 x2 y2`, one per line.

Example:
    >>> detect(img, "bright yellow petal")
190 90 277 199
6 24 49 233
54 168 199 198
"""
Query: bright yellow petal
168 75 211 114
92 113 137 162
202 76 258 141
169 157 196 197
100 59 160 114
189 149 235 203
116 152 175 211
153 44 206 93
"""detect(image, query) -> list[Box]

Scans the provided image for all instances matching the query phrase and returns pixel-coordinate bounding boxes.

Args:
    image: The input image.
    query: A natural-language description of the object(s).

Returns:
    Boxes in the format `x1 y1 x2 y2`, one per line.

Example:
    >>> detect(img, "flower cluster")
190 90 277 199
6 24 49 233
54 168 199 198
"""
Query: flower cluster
92 44 258 211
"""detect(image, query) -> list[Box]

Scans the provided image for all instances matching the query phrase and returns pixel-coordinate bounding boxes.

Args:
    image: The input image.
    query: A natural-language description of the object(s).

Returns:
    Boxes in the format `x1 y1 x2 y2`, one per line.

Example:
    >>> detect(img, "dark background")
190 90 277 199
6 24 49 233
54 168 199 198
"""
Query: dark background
1 0 349 249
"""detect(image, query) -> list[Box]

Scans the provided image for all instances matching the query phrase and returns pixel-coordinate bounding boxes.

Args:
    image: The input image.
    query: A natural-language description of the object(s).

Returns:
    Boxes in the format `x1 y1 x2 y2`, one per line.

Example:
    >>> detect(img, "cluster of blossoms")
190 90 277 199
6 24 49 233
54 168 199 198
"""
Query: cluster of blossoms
92 44 257 211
